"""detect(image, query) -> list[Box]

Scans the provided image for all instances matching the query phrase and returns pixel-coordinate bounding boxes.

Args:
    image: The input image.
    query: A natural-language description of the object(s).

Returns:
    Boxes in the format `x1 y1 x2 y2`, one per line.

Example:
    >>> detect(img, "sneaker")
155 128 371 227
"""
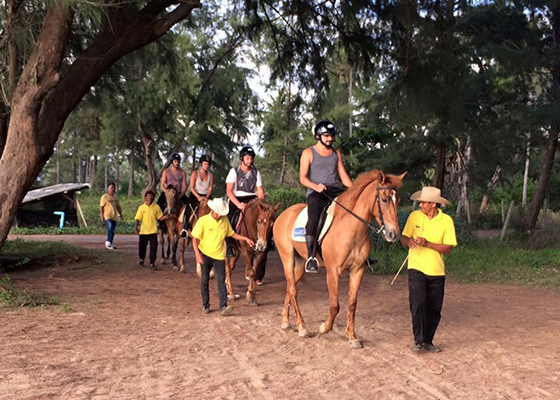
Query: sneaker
202 306 210 314
110 244 117 250
410 341 423 352
256 280 263 286
304 257 319 273
180 229 188 238
220 306 233 316
105 241 112 249
422 343 441 353
150 263 158 271
138 259 144 266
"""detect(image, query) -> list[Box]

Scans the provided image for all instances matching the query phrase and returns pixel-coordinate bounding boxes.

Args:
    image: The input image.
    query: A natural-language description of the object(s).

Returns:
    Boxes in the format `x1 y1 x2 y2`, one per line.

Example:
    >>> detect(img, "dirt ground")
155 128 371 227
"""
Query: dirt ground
1 234 560 400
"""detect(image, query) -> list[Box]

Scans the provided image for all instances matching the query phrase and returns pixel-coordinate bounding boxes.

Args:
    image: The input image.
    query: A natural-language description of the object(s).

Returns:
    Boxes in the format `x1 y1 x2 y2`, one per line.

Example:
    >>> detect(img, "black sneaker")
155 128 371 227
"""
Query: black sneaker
202 306 210 314
150 263 158 271
226 246 236 258
422 343 441 353
138 259 144 266
304 257 319 273
410 341 422 352
180 229 187 238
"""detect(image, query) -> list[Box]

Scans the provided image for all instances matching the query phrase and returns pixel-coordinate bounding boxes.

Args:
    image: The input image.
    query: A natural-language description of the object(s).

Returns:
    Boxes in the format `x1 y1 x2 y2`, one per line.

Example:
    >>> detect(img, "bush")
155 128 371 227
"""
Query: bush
267 187 307 213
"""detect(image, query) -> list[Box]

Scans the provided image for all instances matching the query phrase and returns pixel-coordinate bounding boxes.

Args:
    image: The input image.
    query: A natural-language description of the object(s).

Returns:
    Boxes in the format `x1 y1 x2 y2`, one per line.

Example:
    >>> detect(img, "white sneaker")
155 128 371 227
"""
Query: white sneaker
110 244 117 250
105 241 112 249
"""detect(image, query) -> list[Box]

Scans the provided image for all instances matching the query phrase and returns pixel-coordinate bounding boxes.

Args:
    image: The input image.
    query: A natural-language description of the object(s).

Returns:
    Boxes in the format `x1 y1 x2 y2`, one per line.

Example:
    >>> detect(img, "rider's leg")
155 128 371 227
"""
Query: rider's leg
304 192 328 273
181 192 198 237
226 202 240 258
156 192 166 231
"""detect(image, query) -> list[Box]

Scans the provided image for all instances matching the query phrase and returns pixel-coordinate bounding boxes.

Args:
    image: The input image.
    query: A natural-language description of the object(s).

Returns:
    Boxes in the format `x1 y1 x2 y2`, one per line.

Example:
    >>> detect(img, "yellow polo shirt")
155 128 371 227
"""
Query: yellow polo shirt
402 209 457 276
100 194 120 221
191 213 234 260
134 203 163 235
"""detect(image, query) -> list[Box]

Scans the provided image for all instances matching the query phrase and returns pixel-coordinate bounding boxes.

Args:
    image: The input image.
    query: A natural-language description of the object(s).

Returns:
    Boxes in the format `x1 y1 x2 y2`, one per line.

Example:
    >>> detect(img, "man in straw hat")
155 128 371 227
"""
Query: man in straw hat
191 198 254 316
401 186 457 353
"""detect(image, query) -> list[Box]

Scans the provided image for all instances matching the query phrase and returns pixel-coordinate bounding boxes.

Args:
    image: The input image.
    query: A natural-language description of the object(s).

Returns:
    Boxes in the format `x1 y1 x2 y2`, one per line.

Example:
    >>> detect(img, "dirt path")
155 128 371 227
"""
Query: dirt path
2 234 560 399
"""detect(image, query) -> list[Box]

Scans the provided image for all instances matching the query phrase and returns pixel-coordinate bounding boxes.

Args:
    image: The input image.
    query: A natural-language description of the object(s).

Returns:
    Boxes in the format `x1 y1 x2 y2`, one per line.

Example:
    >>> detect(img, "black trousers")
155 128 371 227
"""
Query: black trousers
138 234 158 264
200 254 227 309
305 187 345 236
408 269 445 344
227 195 257 227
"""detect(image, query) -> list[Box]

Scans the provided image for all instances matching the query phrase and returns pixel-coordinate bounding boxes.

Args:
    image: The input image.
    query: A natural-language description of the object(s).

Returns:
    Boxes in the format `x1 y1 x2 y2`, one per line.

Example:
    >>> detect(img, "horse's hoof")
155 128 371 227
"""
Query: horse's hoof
196 264 202 278
172 265 179 271
281 322 291 330
298 328 310 338
348 339 363 349
179 268 186 274
228 294 240 300
319 322 328 334
209 269 215 280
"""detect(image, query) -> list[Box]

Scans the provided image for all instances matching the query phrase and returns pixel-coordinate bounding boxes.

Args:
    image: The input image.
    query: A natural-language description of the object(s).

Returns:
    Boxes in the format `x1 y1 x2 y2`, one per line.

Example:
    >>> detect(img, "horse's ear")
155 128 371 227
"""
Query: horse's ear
379 171 386 185
397 171 407 181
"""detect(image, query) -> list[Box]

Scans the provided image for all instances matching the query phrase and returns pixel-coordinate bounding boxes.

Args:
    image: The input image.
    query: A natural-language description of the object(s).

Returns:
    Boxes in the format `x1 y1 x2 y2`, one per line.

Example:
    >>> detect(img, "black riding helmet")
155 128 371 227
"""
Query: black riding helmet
171 153 181 161
199 154 211 164
313 120 337 140
240 145 256 158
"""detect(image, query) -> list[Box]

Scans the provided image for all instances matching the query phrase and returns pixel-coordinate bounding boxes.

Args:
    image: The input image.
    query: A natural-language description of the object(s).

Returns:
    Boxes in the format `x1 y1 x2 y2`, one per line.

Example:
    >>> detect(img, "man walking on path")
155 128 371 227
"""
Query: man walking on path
191 198 254 316
100 182 124 250
134 190 168 270
401 187 457 353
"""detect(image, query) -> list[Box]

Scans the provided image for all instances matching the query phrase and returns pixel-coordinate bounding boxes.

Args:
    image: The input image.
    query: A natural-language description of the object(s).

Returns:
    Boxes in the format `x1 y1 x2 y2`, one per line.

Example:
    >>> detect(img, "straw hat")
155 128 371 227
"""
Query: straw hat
207 198 229 216
410 186 450 206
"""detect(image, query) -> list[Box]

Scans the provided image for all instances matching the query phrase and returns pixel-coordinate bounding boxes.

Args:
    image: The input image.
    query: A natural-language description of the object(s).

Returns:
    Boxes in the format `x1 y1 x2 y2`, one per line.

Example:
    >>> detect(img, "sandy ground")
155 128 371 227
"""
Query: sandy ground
1 234 560 400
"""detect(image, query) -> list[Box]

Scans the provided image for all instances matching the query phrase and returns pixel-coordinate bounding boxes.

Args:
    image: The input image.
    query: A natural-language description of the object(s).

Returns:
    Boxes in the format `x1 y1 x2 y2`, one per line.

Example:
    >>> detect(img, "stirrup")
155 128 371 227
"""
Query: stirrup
180 229 188 238
304 257 319 273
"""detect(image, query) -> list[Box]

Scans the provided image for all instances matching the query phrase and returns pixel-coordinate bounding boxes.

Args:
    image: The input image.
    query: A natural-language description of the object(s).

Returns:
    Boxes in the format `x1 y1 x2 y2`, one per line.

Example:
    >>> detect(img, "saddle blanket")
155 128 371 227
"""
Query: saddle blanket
291 200 336 243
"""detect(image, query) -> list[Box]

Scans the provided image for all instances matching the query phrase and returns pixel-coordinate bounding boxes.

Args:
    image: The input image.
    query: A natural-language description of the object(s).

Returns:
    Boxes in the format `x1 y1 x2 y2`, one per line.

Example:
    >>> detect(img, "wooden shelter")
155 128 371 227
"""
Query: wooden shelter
15 183 90 228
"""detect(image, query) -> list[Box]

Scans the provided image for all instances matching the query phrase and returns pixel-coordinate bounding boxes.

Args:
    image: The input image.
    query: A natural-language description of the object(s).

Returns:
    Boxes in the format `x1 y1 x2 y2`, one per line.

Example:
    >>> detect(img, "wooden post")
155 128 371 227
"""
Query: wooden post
501 199 505 224
75 193 88 228
501 201 514 240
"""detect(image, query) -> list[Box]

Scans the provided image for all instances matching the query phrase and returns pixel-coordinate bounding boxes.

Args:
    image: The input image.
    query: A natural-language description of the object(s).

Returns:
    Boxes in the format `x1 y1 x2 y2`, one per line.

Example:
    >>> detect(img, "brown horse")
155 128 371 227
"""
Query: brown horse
273 170 406 348
225 199 279 305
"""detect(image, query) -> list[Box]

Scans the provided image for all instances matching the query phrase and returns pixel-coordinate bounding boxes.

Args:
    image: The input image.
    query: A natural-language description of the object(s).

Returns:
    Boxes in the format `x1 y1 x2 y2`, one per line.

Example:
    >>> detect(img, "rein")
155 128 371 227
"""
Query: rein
321 185 395 235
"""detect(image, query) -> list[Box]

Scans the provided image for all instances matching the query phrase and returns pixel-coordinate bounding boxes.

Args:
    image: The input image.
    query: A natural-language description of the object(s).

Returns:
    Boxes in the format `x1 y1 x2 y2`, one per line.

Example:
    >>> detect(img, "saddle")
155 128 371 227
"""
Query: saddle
291 200 337 243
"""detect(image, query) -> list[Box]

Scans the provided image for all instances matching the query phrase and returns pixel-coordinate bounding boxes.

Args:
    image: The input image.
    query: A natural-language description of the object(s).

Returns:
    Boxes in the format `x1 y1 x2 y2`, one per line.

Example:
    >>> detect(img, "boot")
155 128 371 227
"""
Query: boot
226 237 236 258
304 234 319 273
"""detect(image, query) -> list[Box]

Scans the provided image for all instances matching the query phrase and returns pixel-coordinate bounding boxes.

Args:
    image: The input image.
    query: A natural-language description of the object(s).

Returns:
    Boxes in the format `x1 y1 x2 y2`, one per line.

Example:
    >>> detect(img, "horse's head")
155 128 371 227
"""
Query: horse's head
373 172 407 243
253 200 279 252
164 185 179 216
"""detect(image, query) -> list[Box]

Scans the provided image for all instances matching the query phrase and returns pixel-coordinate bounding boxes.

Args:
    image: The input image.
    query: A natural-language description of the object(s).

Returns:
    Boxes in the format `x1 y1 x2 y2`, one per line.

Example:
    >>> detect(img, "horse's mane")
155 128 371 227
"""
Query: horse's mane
337 170 404 213
250 198 275 216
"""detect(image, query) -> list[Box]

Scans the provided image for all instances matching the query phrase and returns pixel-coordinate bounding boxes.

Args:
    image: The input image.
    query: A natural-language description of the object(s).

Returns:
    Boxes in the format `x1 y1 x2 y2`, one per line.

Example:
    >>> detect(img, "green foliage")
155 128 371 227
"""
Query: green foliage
266 187 307 213
0 275 60 309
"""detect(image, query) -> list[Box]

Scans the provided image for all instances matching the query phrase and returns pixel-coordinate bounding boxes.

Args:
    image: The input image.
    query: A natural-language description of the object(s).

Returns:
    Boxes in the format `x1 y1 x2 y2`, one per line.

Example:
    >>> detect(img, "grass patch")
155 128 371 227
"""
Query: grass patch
1 238 88 260
369 236 560 289
0 275 60 309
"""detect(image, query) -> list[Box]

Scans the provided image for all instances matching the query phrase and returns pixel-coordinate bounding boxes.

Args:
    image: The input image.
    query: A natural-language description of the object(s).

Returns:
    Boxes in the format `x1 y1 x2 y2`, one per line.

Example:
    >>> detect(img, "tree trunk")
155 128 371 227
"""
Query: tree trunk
0 102 7 157
522 141 530 207
140 123 157 193
128 150 135 197
521 3 560 232
433 141 446 189
116 154 120 191
479 165 502 213
89 155 98 188
56 142 61 184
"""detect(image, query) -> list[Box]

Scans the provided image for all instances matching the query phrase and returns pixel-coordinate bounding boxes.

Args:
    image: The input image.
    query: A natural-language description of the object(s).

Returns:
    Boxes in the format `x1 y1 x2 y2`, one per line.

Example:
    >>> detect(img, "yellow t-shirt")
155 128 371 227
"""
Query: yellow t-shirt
134 203 163 235
191 213 234 260
402 209 457 276
100 194 120 221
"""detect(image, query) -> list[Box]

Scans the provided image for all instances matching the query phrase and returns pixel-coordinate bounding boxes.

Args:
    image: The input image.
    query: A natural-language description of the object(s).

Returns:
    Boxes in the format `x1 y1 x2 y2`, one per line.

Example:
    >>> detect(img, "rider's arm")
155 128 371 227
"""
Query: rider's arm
226 182 242 208
160 170 168 192
336 149 353 188
299 148 321 191
190 171 201 200
206 173 213 198
180 171 188 197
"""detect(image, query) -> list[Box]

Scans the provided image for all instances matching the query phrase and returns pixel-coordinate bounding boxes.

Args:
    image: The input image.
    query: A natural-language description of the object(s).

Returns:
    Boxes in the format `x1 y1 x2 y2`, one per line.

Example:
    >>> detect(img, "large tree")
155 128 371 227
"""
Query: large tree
0 0 201 249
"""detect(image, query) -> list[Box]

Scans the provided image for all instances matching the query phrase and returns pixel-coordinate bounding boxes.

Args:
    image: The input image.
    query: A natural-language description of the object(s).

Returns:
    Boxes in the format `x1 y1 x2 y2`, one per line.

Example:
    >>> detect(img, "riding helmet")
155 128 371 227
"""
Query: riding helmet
240 145 256 158
313 120 337 140
171 153 181 161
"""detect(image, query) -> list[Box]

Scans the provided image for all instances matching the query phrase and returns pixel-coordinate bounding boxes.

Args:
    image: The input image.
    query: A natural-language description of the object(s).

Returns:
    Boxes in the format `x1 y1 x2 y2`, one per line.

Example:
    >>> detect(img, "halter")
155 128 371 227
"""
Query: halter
321 185 396 235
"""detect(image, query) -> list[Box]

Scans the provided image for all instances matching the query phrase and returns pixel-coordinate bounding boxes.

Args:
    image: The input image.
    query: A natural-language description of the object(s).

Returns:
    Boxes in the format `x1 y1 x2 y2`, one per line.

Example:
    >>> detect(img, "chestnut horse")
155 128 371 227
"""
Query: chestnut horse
273 170 406 348
158 185 211 272
225 199 279 305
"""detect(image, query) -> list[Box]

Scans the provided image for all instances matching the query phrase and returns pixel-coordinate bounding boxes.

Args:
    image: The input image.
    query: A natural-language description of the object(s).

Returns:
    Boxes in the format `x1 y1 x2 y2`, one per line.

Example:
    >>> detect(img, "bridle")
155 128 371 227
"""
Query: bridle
321 185 397 235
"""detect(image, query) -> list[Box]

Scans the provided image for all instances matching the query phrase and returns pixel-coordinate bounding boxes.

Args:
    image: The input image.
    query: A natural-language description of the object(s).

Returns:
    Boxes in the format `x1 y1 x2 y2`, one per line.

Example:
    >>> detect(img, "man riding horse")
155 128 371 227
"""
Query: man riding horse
299 120 353 273
157 153 188 216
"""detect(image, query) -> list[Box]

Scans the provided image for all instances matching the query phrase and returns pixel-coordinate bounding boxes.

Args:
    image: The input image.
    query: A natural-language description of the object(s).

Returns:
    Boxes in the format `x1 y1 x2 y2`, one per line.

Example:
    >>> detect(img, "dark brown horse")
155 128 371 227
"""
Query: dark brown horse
225 199 279 305
273 170 405 348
